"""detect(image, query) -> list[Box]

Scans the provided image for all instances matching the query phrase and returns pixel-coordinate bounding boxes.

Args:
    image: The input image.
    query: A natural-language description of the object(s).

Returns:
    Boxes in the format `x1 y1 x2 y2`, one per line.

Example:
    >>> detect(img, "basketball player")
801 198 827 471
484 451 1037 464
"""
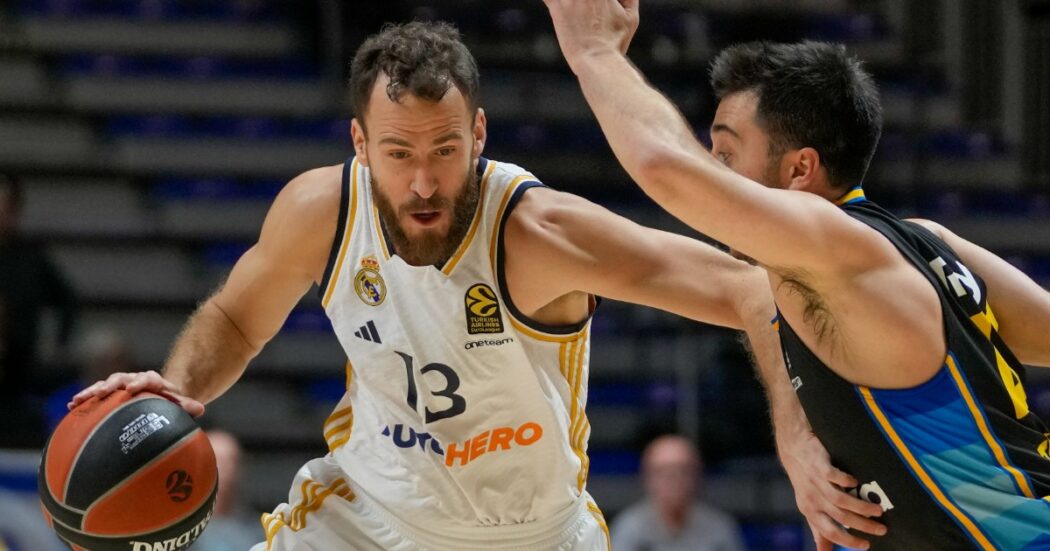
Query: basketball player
545 0 1050 549
67 21 877 550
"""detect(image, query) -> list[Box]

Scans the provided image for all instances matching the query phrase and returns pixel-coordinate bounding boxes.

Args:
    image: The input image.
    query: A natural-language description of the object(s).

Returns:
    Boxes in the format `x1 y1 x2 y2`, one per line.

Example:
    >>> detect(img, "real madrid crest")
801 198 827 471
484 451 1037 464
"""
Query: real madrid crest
354 256 387 306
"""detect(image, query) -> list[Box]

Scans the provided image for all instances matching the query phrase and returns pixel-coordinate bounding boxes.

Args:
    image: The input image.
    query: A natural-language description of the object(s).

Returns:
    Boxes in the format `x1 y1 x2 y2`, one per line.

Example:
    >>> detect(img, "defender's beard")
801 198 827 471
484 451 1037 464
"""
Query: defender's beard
372 166 480 267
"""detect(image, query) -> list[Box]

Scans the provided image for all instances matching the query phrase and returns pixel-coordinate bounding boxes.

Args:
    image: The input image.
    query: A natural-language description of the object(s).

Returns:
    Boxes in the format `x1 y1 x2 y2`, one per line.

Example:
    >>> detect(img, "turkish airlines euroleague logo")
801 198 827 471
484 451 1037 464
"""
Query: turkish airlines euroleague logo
465 283 504 334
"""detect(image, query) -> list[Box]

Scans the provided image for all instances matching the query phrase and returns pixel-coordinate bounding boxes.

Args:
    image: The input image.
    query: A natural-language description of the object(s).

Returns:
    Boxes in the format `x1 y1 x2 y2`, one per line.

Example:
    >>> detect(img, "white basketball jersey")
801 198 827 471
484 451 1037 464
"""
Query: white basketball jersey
317 157 595 531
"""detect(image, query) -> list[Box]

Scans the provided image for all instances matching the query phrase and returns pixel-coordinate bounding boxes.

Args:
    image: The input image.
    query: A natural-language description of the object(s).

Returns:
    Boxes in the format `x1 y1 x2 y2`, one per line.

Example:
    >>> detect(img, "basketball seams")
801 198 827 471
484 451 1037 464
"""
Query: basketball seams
39 435 88 516
81 427 216 537
48 484 218 551
61 393 157 504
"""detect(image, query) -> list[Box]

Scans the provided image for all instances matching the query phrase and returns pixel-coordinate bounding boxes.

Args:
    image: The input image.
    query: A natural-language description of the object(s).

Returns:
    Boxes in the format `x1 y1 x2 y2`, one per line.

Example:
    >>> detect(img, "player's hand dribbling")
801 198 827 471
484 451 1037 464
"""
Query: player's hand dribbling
778 428 887 550
542 0 639 70
68 371 205 418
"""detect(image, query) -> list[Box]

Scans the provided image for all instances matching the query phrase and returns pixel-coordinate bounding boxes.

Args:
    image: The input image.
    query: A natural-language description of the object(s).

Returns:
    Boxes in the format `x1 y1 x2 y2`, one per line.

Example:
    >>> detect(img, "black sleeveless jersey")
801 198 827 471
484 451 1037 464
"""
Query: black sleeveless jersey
777 189 1050 550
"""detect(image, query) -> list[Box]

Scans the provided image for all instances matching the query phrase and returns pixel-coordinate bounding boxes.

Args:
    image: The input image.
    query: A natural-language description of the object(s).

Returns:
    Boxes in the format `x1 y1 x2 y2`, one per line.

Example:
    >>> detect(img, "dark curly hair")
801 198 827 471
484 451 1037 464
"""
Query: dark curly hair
710 41 882 189
349 21 480 130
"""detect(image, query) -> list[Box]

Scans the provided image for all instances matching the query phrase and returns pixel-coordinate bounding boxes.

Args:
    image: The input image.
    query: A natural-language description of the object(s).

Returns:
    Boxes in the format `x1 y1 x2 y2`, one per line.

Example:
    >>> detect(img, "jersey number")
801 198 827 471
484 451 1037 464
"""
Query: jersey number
395 351 467 423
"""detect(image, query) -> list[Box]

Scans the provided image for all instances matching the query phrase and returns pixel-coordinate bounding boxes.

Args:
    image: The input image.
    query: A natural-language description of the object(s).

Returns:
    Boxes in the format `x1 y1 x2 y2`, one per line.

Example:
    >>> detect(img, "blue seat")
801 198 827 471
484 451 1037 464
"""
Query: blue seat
18 0 284 22
107 114 191 137
926 131 1005 159
740 521 807 551
588 383 649 407
201 241 252 267
587 450 641 476
282 308 334 334
806 13 887 42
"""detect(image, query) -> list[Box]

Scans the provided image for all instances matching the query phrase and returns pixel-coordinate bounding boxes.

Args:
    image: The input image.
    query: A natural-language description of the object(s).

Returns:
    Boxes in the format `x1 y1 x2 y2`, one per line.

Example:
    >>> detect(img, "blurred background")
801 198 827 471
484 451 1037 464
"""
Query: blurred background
1 0 1049 549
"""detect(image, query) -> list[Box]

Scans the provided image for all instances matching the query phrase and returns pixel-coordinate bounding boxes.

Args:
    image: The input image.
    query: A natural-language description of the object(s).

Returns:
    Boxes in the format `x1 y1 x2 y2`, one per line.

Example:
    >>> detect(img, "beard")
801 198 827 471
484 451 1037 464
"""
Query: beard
372 165 480 267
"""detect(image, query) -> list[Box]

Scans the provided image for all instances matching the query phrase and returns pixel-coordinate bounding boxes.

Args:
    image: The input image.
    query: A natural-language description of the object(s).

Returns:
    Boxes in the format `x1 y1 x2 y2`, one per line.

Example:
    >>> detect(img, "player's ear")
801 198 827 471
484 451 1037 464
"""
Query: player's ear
351 118 369 166
472 108 487 159
787 147 821 192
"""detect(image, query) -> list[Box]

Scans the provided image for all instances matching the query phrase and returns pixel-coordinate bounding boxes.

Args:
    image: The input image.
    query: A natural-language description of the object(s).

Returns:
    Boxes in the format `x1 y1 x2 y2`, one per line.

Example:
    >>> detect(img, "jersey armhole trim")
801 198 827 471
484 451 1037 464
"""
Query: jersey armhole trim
493 181 600 338
319 157 358 306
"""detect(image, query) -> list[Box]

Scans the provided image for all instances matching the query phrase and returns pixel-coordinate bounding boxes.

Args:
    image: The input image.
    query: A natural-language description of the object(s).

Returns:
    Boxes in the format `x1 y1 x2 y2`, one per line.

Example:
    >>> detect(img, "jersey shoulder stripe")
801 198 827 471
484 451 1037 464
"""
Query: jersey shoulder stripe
319 157 359 304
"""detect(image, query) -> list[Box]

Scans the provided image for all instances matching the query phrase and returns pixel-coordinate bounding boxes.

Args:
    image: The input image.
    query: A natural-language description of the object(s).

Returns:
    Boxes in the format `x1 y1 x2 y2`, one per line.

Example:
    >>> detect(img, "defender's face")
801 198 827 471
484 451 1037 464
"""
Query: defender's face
710 91 786 189
352 74 486 264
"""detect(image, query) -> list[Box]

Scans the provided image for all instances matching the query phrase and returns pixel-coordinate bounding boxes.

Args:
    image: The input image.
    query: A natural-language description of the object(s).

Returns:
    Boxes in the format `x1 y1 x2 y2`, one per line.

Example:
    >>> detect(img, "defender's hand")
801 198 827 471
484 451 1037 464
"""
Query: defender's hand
542 0 639 69
69 371 205 418
779 429 887 550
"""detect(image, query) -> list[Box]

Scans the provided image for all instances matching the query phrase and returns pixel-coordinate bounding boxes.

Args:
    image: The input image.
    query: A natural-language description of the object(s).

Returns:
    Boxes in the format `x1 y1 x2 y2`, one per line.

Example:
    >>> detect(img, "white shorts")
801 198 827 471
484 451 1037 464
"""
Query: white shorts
250 455 610 551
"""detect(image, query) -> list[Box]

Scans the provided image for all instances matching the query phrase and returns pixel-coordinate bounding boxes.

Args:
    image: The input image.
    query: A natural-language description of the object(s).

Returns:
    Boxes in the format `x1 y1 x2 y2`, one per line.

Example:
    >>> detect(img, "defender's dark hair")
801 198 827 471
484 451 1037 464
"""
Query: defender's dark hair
0 173 23 212
349 21 479 129
710 41 882 188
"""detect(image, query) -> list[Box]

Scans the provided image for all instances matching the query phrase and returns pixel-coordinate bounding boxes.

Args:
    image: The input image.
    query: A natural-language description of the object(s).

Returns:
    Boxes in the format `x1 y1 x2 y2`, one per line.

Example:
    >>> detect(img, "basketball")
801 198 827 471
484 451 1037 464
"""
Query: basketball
38 390 218 551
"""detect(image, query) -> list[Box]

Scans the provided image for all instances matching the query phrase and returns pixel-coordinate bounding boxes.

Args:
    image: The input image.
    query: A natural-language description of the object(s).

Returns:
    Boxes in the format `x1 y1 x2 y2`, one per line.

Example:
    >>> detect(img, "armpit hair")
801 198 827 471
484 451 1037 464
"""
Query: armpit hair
775 268 841 355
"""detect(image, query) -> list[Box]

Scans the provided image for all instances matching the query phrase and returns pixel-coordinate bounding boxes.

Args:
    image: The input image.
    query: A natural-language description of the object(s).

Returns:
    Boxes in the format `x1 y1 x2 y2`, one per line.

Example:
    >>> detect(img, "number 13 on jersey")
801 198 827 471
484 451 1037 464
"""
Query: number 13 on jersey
395 351 467 423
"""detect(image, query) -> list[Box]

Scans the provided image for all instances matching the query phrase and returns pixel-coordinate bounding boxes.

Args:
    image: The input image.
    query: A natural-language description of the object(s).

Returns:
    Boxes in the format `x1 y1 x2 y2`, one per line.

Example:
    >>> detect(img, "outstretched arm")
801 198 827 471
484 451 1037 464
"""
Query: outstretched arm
542 0 893 277
507 186 887 547
910 219 1050 367
505 187 759 329
71 165 341 413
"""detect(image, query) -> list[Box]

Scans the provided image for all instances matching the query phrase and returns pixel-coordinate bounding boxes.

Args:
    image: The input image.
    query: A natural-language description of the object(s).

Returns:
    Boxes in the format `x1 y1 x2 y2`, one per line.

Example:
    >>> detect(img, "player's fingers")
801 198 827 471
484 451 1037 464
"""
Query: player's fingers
828 488 885 518
811 513 871 550
98 372 136 393
69 380 106 408
159 391 206 418
91 373 135 399
821 464 858 489
124 370 169 393
826 506 887 538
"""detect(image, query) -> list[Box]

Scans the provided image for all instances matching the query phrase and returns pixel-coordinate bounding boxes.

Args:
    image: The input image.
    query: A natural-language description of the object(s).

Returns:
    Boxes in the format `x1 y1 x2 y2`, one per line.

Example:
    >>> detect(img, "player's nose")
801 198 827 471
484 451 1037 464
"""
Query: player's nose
409 166 438 199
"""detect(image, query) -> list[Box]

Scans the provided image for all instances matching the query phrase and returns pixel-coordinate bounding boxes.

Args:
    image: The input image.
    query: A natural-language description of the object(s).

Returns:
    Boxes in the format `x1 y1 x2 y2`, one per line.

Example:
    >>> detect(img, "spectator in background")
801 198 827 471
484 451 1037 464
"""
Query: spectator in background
612 434 745 551
192 430 263 551
0 173 77 448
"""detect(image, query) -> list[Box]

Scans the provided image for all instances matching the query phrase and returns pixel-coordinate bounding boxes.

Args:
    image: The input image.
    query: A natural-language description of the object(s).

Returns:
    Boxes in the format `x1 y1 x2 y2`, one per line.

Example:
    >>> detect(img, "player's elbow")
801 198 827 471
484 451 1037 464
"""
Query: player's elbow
631 147 691 206
732 271 776 332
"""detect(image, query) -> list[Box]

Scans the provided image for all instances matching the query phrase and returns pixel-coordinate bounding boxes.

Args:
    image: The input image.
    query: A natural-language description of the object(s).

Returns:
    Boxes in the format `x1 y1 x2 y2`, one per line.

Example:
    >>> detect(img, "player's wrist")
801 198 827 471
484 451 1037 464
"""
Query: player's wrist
568 46 626 77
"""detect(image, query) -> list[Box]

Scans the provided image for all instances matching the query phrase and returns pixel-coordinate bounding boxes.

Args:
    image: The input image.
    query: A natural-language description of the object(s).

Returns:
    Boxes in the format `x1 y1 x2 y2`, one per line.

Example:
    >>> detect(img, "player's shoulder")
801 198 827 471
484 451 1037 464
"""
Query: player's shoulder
287 163 344 197
903 217 949 239
276 163 344 218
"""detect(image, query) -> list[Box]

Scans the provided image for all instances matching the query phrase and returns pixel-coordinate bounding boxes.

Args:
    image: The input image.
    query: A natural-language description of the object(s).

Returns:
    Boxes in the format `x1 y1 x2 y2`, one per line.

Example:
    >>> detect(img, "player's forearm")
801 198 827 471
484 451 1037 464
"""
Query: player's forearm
738 300 812 452
569 51 706 205
162 299 260 404
569 51 787 263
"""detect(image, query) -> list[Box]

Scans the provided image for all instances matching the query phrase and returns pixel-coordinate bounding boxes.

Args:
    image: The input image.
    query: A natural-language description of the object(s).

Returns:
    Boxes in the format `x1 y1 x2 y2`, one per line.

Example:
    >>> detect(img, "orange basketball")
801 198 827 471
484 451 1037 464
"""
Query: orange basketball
38 390 217 551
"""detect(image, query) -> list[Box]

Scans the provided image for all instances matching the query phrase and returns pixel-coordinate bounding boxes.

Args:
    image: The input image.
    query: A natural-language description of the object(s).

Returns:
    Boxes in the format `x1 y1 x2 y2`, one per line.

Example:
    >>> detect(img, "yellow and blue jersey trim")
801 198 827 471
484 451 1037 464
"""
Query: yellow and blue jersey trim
857 352 1050 550
835 186 867 206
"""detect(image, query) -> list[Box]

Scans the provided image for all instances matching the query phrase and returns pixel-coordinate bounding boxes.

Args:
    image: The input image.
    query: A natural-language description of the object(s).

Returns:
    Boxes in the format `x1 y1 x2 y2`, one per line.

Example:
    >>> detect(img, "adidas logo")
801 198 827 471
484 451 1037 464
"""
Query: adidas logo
354 320 382 343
